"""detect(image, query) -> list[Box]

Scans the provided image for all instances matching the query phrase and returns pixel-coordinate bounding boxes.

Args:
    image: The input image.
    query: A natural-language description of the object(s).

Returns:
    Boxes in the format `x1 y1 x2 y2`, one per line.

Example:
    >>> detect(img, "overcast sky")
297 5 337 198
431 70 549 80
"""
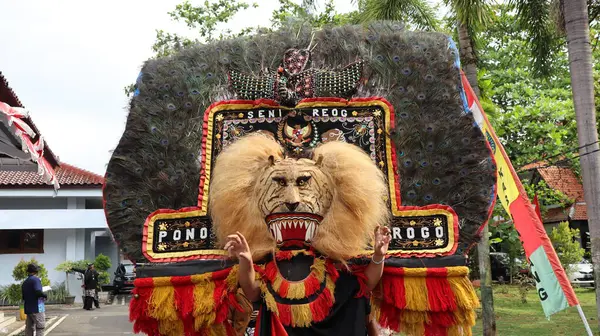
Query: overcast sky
0 0 426 175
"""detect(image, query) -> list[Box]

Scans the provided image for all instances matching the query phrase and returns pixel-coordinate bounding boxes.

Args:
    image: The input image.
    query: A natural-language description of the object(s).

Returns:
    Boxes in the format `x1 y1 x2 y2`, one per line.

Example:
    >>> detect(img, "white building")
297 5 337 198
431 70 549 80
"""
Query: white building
0 72 119 302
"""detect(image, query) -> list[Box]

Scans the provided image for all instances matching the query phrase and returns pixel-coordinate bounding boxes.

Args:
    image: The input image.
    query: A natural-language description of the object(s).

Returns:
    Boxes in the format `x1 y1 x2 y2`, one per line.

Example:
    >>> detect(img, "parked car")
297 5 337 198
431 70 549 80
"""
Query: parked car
568 259 594 288
113 263 136 294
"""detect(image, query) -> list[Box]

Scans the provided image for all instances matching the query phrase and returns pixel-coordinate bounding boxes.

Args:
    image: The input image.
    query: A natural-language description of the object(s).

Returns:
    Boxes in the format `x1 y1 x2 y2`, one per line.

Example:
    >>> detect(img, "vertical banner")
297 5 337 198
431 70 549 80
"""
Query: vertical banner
461 73 579 317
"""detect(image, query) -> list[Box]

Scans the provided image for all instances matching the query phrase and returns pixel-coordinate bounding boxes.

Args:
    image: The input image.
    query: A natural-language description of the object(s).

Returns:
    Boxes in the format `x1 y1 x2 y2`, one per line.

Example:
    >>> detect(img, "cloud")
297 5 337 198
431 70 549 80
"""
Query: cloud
0 0 355 174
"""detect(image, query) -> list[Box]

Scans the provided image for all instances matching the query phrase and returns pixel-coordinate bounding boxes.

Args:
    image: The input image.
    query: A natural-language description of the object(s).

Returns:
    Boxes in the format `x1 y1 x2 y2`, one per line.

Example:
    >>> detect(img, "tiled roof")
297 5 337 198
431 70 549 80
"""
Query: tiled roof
572 203 588 221
0 163 103 188
537 166 584 201
526 163 588 221
543 207 569 223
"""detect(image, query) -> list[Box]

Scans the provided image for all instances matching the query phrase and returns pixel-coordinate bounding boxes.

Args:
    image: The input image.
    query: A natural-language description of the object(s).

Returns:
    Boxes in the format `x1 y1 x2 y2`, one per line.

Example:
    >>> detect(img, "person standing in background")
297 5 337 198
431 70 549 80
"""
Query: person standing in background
72 263 100 310
21 264 47 336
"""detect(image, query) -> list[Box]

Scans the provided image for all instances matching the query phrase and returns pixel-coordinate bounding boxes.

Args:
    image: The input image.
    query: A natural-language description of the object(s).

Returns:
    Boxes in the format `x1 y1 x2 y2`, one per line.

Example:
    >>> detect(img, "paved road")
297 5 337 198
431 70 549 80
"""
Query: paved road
47 303 133 335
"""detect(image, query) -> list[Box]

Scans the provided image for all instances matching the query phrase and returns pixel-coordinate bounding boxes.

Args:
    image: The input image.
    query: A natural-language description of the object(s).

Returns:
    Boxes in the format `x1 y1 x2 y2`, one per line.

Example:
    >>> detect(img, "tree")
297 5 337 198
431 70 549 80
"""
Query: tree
550 221 586 276
512 0 600 325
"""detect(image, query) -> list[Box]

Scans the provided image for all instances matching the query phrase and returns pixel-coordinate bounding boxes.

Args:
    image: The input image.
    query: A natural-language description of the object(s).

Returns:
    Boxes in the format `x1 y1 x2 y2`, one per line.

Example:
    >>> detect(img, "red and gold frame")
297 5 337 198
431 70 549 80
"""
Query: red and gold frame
142 97 460 262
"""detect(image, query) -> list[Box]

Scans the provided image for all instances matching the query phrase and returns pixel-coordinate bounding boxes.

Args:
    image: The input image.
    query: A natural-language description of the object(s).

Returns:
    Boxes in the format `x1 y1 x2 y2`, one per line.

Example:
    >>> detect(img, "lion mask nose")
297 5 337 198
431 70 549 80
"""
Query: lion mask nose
285 202 299 211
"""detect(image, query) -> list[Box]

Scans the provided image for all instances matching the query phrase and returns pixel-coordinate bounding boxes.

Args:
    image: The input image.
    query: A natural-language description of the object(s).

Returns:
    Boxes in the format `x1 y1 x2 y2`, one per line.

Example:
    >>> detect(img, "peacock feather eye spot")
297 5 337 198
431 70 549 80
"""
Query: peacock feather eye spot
367 34 377 41
459 168 468 177
150 126 158 133
402 68 412 75
407 190 417 199
191 89 200 95
393 56 400 62
399 151 405 157
120 200 127 207
403 159 412 167
167 103 176 110
206 73 214 78
177 91 185 97
417 93 426 100
220 57 230 64
400 112 409 118
169 70 176 75
433 161 441 167
188 153 196 160
420 160 428 167
415 181 422 187
424 194 433 201
398 86 406 93
158 160 165 167
184 102 193 108
426 125 434 132
164 84 170 90
425 74 434 82
135 167 143 174
432 178 441 185
137 199 143 205
160 139 169 146
375 55 384 61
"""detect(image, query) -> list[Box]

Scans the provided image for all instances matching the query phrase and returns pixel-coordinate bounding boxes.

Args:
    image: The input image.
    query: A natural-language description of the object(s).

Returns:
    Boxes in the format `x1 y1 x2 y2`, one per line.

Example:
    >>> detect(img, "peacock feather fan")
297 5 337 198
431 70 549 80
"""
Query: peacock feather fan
104 21 496 262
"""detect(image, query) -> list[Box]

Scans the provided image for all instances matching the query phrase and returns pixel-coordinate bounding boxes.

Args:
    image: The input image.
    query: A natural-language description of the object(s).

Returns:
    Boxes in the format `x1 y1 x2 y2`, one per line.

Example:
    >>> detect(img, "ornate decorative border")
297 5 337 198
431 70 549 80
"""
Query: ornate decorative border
142 207 227 262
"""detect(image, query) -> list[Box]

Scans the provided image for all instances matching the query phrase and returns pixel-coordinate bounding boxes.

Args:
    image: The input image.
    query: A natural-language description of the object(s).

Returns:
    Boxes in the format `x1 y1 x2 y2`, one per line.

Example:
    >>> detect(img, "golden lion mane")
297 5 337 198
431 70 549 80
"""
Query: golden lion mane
209 133 390 262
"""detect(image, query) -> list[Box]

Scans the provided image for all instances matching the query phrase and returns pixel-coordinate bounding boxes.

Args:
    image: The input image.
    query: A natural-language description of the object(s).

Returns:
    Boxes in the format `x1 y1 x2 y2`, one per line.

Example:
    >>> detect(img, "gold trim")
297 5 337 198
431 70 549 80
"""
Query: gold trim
145 210 227 259
362 208 457 256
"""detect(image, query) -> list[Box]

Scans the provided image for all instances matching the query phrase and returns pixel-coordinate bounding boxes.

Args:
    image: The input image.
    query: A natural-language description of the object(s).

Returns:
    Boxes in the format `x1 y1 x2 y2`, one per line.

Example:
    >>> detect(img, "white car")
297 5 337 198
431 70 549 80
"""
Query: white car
568 259 594 287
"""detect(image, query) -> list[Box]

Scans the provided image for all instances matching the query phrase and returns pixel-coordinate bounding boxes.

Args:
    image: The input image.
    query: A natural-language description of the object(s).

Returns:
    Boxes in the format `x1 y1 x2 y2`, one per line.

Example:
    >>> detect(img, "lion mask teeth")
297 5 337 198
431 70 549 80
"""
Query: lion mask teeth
265 213 322 246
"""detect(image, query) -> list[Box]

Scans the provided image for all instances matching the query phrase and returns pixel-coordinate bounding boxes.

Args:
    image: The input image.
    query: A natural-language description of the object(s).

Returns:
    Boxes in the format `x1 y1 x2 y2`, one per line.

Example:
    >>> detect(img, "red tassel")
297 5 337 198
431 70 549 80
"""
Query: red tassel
381 271 406 309
265 261 278 281
279 278 290 297
429 312 455 328
350 267 370 298
378 301 400 331
326 262 339 282
130 278 159 335
426 268 456 312
304 273 321 296
424 321 448 336
213 280 229 324
309 285 333 322
277 302 292 326
275 250 294 261
172 276 195 335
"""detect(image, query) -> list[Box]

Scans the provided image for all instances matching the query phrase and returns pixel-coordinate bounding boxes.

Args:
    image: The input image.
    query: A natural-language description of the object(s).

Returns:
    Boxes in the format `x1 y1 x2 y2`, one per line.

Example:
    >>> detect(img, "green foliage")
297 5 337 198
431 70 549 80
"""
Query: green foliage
357 0 439 30
523 179 573 210
0 284 22 305
271 0 359 29
13 258 50 286
47 282 69 304
55 255 112 287
549 221 585 275
152 0 258 57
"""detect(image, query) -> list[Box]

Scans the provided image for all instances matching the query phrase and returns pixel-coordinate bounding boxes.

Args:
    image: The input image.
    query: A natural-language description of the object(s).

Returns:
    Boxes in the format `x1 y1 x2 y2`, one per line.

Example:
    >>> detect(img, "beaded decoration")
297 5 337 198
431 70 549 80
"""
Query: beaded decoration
229 48 364 106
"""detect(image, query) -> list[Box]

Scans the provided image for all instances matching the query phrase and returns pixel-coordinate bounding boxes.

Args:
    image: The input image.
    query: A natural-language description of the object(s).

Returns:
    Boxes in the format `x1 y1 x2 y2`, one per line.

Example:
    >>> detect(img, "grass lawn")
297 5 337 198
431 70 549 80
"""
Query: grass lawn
473 285 599 335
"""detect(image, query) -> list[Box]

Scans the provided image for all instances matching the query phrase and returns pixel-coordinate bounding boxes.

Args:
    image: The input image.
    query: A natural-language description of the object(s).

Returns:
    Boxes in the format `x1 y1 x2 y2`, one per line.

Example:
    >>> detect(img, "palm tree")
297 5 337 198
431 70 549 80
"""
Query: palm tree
513 0 600 328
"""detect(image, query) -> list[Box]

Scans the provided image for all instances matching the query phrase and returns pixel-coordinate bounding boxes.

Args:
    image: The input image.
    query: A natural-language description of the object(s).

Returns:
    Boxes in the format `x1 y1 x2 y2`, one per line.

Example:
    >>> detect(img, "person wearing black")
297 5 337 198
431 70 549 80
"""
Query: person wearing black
72 263 100 310
21 264 47 336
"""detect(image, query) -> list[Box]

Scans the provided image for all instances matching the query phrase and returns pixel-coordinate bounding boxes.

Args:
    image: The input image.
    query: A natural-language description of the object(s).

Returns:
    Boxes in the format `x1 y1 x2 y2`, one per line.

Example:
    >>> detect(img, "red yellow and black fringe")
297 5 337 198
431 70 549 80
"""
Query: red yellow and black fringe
255 258 340 328
129 266 241 336
371 266 479 336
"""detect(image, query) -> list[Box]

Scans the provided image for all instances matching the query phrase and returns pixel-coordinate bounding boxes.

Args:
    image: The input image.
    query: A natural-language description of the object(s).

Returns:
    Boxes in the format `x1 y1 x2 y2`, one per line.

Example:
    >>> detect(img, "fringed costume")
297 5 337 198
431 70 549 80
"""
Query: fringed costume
103 21 497 336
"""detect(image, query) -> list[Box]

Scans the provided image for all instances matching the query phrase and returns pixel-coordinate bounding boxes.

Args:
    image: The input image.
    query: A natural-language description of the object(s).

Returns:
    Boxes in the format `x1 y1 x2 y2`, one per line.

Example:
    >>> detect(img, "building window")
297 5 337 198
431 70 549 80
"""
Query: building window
0 230 44 254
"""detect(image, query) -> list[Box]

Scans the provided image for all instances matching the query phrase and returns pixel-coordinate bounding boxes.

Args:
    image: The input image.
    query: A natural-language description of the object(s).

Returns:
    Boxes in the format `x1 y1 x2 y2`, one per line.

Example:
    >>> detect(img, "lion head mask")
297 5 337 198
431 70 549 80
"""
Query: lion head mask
209 133 390 261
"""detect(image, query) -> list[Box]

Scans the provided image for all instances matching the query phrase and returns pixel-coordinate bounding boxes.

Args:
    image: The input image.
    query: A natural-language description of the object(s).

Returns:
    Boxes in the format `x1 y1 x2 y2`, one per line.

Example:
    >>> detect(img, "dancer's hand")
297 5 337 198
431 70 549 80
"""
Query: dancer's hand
373 226 391 258
224 231 252 263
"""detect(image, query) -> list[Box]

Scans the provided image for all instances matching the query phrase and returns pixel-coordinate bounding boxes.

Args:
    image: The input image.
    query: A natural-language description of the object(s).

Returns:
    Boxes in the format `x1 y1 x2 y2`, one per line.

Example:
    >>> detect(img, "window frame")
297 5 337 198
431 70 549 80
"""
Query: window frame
0 229 44 254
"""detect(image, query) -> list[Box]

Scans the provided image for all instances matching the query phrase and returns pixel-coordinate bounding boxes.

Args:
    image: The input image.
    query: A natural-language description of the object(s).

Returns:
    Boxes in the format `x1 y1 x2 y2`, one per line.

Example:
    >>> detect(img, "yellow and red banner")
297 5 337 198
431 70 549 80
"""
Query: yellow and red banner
461 73 578 317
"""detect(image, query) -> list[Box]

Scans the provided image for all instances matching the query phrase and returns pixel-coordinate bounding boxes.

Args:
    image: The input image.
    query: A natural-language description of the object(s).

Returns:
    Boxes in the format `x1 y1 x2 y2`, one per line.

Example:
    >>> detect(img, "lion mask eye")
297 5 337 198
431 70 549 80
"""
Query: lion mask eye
273 177 287 187
296 175 311 186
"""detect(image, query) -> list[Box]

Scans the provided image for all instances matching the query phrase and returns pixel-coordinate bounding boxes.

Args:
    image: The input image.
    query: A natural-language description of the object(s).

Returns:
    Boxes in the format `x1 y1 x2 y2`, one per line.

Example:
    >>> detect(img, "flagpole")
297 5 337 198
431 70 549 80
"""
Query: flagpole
576 304 594 336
